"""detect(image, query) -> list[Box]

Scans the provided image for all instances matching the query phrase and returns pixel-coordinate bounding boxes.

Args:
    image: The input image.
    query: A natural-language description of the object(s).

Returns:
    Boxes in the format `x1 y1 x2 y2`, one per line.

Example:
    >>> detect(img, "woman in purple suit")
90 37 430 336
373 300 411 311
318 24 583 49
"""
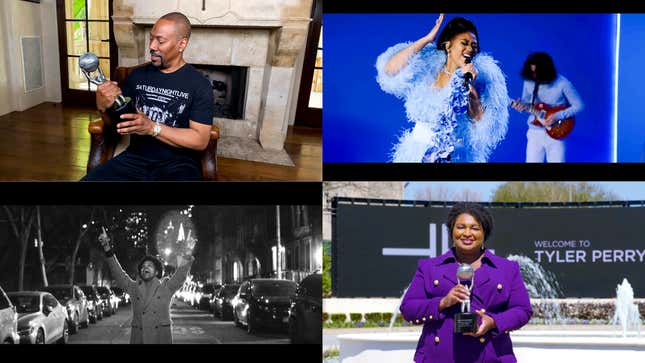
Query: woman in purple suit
400 203 532 363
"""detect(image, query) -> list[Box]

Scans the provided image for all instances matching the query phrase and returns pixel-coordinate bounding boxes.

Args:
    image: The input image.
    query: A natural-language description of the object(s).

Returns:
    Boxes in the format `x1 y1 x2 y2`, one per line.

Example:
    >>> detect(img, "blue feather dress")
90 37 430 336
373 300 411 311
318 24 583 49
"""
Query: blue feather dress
376 42 509 163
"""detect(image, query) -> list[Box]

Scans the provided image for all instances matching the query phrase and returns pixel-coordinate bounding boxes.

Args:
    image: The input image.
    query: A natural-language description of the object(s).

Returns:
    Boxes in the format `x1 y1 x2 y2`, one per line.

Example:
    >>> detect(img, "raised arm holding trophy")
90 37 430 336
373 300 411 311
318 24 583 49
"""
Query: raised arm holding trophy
400 203 533 362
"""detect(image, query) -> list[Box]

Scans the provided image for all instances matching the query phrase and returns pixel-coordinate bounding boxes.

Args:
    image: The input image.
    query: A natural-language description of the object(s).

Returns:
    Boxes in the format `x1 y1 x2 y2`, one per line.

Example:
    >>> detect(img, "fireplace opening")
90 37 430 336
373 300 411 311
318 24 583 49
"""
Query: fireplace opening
194 65 248 120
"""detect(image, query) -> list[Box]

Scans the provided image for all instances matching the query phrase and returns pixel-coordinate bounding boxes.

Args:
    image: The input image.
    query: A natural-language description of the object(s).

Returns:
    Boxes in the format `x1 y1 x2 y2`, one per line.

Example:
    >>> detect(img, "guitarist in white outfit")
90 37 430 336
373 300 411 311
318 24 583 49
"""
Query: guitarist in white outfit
511 52 584 163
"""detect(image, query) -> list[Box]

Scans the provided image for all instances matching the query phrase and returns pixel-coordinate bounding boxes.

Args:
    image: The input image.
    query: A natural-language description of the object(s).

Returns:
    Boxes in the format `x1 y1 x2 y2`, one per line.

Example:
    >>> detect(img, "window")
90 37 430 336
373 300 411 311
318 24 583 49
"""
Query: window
44 294 57 307
64 0 111 91
9 295 40 314
233 261 242 282
294 0 321 127
305 240 311 271
252 281 296 296
294 244 300 270
272 245 286 273
308 25 322 109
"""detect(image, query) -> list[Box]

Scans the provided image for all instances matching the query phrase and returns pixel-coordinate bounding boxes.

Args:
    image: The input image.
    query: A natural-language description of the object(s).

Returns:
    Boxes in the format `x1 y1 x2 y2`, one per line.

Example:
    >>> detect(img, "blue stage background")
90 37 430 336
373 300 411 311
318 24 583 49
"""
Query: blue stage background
323 14 617 162
618 14 645 162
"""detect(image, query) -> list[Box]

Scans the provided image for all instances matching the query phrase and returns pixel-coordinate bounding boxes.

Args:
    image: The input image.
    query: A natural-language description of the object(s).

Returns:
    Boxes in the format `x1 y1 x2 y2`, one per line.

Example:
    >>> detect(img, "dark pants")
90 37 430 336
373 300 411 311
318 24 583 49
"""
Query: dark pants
81 151 202 181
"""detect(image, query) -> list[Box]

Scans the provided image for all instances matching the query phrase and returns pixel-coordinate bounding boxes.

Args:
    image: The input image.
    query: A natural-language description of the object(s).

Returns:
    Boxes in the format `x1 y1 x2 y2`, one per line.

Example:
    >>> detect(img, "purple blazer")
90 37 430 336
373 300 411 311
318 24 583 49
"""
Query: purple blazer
400 248 533 363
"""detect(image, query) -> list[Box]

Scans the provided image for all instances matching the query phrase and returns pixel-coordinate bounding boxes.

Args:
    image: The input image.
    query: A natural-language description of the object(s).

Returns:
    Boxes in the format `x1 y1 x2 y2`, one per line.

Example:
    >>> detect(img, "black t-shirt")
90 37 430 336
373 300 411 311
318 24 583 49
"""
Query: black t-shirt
121 63 213 162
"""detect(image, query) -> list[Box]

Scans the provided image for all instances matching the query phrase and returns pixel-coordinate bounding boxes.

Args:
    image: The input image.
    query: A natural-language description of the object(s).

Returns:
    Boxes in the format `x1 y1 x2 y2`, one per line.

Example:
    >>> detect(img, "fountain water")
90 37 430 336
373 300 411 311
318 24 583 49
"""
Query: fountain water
611 278 641 337
388 285 408 332
507 254 563 324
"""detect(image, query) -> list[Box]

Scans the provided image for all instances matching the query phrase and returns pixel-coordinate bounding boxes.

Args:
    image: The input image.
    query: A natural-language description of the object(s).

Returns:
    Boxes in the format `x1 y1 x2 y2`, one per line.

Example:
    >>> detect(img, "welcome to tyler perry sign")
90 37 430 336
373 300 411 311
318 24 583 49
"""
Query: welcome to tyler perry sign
332 200 645 298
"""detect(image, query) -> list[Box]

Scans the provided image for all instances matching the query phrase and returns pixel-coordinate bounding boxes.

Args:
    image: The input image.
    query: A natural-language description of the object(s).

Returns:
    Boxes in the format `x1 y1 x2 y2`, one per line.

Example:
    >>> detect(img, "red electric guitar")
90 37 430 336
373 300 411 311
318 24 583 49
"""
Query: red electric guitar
510 99 575 140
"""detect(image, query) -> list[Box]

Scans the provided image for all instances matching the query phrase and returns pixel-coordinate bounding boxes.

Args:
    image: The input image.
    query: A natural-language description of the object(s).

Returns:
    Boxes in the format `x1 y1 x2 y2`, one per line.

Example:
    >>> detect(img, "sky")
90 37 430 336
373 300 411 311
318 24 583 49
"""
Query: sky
402 182 645 202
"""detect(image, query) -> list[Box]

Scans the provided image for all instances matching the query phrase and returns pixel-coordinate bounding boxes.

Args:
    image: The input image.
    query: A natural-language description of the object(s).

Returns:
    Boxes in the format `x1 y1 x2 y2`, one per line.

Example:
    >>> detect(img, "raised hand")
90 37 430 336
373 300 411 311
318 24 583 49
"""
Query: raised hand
177 253 195 267
511 98 526 112
98 227 111 252
426 13 445 43
384 13 445 76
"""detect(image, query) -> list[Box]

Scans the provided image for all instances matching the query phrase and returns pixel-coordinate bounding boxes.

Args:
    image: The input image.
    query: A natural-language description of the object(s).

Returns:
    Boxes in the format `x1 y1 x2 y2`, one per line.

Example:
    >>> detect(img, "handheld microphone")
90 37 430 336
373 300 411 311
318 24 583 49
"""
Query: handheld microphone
463 55 473 87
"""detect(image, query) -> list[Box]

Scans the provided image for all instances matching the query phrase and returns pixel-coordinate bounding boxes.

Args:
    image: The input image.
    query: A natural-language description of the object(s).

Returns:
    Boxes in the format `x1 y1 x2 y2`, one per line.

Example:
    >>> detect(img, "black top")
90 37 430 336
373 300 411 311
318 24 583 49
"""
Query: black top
121 63 214 162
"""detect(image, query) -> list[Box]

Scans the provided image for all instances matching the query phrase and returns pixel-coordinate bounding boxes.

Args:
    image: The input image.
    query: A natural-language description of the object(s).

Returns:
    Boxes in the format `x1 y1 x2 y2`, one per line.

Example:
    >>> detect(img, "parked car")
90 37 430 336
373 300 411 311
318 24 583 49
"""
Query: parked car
199 283 219 311
0 285 19 344
288 273 322 344
7 291 69 344
212 284 240 320
233 279 298 334
42 284 89 334
111 286 130 305
78 285 103 323
96 286 118 316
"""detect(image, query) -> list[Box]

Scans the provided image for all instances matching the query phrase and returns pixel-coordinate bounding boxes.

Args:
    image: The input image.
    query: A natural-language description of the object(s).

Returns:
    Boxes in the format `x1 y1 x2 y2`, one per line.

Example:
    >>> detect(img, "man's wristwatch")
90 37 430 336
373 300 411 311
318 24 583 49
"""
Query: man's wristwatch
152 122 161 137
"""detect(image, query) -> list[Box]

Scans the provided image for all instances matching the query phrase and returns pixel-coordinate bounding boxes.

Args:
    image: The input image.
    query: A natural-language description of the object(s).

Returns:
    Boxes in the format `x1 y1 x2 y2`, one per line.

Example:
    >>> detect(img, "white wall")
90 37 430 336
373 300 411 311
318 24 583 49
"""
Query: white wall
10 0 45 111
0 0 61 117
0 1 16 116
41 0 61 103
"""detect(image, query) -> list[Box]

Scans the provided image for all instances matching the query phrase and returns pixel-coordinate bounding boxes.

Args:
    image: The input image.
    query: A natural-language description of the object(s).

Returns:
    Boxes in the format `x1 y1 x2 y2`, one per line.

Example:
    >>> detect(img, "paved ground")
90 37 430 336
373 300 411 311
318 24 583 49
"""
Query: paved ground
68 299 290 344
323 324 645 351
324 324 645 362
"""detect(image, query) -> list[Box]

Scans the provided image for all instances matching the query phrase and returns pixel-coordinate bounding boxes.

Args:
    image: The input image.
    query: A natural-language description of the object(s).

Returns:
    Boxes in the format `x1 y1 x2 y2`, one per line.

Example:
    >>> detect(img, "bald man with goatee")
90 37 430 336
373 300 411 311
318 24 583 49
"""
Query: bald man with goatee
82 12 214 181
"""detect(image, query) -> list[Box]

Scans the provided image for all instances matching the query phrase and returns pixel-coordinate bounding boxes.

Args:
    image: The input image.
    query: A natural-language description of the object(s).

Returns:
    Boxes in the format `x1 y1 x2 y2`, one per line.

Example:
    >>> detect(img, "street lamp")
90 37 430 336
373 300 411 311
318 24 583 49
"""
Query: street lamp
164 248 172 256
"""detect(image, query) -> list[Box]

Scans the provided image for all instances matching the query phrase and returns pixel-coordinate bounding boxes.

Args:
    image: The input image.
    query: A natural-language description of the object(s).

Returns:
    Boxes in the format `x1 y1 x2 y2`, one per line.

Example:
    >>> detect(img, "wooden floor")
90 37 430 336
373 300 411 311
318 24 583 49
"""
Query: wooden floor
0 103 321 181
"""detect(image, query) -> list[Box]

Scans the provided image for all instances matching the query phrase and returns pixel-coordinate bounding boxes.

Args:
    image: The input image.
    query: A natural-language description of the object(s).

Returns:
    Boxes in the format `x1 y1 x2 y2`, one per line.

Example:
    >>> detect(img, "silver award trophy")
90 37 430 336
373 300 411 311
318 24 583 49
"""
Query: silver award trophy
454 263 477 333
78 52 135 123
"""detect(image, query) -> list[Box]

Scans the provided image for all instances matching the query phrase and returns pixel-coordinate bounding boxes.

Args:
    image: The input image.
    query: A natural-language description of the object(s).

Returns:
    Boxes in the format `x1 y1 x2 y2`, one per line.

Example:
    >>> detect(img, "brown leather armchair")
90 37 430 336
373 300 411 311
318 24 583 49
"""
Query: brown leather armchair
86 63 220 180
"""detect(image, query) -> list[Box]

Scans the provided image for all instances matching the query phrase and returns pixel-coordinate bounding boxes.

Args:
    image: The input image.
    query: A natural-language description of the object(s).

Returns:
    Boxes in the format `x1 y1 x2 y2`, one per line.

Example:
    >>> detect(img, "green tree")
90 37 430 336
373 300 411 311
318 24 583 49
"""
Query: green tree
323 252 331 298
492 182 619 203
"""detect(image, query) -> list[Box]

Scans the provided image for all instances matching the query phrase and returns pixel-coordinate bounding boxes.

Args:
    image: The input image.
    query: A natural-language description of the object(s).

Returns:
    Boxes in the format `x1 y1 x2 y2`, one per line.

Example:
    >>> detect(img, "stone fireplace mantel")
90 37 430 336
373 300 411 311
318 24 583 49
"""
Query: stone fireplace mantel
131 1 310 28
112 0 313 153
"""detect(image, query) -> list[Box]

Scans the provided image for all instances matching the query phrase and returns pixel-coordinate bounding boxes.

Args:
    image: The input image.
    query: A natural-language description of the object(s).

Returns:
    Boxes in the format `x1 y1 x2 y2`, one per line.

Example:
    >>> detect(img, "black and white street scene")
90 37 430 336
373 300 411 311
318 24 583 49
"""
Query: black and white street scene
0 205 322 344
